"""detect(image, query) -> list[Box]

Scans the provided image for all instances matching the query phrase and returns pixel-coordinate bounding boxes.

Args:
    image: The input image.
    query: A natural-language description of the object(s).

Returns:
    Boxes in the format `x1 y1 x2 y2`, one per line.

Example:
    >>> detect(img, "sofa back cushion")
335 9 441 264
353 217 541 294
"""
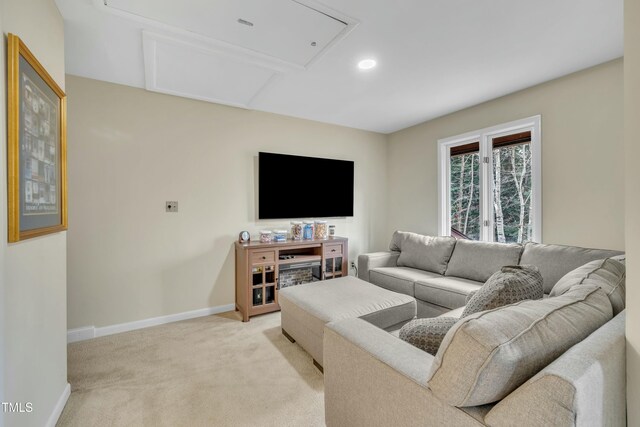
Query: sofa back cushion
519 242 623 293
426 285 613 407
445 240 523 282
390 231 456 275
550 258 625 315
461 265 543 318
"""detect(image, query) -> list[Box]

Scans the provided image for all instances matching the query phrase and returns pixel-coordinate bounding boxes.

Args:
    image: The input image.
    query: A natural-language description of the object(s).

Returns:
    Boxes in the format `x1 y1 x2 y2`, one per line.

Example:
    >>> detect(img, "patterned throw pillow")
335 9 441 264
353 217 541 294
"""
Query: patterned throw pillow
462 265 543 318
399 317 459 355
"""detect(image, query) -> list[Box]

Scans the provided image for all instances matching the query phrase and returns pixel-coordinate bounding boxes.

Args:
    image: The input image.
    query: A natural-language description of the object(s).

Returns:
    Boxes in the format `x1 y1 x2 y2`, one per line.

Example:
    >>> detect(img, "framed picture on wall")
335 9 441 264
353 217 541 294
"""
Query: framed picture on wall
7 33 67 242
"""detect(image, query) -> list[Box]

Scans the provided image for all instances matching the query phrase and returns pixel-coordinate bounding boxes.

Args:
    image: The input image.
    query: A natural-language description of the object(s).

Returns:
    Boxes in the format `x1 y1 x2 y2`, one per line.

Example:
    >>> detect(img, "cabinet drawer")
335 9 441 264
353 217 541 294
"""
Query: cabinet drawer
324 244 343 257
251 251 276 264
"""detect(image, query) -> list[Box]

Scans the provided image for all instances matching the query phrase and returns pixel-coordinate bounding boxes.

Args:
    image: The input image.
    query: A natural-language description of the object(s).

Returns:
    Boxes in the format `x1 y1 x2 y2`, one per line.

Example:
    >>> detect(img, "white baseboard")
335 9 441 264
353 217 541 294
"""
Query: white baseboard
67 303 236 343
67 327 96 343
45 383 70 427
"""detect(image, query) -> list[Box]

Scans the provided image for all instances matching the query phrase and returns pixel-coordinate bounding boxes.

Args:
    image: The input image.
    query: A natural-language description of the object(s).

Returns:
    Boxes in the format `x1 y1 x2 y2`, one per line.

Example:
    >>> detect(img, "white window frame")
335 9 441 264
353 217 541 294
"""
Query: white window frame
437 115 542 243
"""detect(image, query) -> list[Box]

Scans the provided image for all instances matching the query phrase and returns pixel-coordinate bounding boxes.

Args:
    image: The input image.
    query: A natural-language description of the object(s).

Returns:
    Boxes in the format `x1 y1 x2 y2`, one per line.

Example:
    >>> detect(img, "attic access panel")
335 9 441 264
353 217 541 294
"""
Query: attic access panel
104 0 347 67
143 33 279 107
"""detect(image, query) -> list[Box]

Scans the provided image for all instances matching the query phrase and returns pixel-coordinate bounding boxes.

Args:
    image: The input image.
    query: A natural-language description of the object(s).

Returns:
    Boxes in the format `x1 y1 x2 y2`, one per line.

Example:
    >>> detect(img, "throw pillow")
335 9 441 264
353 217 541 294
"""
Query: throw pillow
399 317 459 355
550 258 626 315
465 291 476 305
461 265 543 318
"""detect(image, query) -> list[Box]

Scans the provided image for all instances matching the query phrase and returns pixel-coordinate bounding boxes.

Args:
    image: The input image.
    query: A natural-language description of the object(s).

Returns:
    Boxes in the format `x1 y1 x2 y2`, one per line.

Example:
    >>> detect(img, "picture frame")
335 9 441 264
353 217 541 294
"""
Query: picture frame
7 33 67 242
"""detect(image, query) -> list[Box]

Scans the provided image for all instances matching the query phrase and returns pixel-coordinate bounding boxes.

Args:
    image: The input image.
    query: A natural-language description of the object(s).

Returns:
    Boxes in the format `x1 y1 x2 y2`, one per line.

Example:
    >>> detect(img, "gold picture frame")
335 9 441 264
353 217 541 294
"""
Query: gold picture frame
7 33 67 242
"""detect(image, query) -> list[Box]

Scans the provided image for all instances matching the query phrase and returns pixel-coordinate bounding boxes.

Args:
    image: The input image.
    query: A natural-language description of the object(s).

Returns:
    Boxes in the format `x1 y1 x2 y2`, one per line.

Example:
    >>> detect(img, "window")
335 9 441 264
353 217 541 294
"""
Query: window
438 116 541 243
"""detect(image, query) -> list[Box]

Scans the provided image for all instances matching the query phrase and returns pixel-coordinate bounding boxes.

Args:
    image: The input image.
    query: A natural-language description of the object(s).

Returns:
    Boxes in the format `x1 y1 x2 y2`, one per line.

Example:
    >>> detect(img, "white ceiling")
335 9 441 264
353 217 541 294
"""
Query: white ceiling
56 0 623 134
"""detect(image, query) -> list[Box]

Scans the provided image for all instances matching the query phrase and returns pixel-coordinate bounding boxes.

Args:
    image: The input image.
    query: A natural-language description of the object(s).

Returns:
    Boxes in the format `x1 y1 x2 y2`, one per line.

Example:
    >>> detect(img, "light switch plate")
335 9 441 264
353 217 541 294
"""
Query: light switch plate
166 201 178 212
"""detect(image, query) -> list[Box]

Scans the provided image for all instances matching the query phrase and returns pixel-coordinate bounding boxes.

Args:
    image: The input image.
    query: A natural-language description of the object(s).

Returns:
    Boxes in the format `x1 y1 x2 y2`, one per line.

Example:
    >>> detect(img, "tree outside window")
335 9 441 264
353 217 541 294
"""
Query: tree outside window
439 116 541 243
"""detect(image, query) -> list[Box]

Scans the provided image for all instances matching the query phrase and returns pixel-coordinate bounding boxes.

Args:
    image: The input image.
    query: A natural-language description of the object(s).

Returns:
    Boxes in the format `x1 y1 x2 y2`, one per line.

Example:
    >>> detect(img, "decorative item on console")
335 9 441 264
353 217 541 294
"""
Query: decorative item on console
259 230 272 243
290 221 303 240
239 230 250 243
273 229 288 243
303 221 314 240
314 220 328 239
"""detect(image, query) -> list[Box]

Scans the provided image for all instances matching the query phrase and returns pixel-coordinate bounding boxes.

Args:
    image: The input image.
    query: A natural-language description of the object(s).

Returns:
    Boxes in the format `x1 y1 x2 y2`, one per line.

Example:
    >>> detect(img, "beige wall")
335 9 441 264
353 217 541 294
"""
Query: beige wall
387 59 624 250
625 0 640 423
68 60 625 331
65 75 388 329
0 6 6 424
0 0 68 426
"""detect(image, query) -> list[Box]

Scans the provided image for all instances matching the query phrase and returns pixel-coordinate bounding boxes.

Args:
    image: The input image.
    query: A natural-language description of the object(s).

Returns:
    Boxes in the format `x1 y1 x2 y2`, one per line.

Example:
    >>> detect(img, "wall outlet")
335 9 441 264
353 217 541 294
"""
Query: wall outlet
166 201 178 212
351 262 356 268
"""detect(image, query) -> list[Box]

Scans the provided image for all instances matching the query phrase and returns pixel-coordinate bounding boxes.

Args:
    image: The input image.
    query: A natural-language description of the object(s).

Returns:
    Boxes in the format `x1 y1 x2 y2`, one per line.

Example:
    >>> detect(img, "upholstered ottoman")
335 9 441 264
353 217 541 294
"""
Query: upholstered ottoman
279 275 416 370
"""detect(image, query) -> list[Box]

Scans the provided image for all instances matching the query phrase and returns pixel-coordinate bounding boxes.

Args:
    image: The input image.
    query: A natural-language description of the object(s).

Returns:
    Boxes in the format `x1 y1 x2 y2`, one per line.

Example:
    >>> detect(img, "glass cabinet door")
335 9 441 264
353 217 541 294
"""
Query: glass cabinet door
251 265 276 307
324 256 343 279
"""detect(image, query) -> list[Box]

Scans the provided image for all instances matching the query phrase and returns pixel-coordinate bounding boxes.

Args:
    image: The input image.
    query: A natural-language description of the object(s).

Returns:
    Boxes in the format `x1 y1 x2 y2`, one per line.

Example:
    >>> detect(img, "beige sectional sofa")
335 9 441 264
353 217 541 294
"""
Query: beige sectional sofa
324 310 625 426
358 232 622 317
323 232 627 426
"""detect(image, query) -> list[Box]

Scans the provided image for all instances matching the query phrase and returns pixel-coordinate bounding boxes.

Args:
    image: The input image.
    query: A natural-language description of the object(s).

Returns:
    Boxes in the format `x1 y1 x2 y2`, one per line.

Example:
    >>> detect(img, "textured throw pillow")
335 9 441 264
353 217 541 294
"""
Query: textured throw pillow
391 231 456 275
399 317 459 355
465 291 476 305
427 284 613 407
550 258 626 315
462 265 544 318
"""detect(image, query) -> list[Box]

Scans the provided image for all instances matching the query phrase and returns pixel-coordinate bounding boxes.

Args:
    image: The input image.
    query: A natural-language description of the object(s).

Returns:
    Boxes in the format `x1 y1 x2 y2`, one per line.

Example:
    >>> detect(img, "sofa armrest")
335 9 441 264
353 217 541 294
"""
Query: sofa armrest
358 251 400 282
326 317 433 385
323 318 484 427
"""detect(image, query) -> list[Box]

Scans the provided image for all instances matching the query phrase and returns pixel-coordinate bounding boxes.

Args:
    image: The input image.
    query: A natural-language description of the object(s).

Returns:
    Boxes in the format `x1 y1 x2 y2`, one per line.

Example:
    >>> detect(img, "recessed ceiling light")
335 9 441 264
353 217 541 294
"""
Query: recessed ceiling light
358 59 377 70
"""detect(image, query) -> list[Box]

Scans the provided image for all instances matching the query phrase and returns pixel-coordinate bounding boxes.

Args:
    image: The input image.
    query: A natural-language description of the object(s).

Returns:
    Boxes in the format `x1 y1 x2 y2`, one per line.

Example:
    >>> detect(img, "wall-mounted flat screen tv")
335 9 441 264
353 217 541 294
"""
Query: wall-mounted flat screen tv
258 152 354 219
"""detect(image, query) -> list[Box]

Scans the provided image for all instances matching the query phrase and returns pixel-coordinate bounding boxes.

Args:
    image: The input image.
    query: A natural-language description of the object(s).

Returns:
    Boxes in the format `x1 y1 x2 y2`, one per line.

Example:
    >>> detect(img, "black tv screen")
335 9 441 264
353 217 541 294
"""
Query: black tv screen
258 152 354 219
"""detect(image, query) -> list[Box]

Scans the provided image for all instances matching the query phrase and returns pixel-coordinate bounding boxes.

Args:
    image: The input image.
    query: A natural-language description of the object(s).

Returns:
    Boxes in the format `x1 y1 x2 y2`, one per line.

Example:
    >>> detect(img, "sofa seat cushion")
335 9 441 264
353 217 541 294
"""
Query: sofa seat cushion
414 277 483 310
520 242 623 293
390 231 457 275
445 240 523 282
416 300 451 318
369 267 442 296
550 258 626 316
427 284 613 407
399 317 459 355
462 265 543 318
438 306 465 319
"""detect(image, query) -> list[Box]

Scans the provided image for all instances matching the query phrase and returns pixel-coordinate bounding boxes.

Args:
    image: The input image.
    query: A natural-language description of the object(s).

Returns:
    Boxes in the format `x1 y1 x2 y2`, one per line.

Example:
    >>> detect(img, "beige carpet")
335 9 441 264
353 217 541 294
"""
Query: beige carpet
58 312 325 427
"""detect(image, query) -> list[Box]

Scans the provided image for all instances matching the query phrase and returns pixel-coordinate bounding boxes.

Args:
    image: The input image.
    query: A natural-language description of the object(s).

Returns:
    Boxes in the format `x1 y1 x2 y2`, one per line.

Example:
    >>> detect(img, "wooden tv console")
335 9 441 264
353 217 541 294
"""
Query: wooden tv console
235 237 348 322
